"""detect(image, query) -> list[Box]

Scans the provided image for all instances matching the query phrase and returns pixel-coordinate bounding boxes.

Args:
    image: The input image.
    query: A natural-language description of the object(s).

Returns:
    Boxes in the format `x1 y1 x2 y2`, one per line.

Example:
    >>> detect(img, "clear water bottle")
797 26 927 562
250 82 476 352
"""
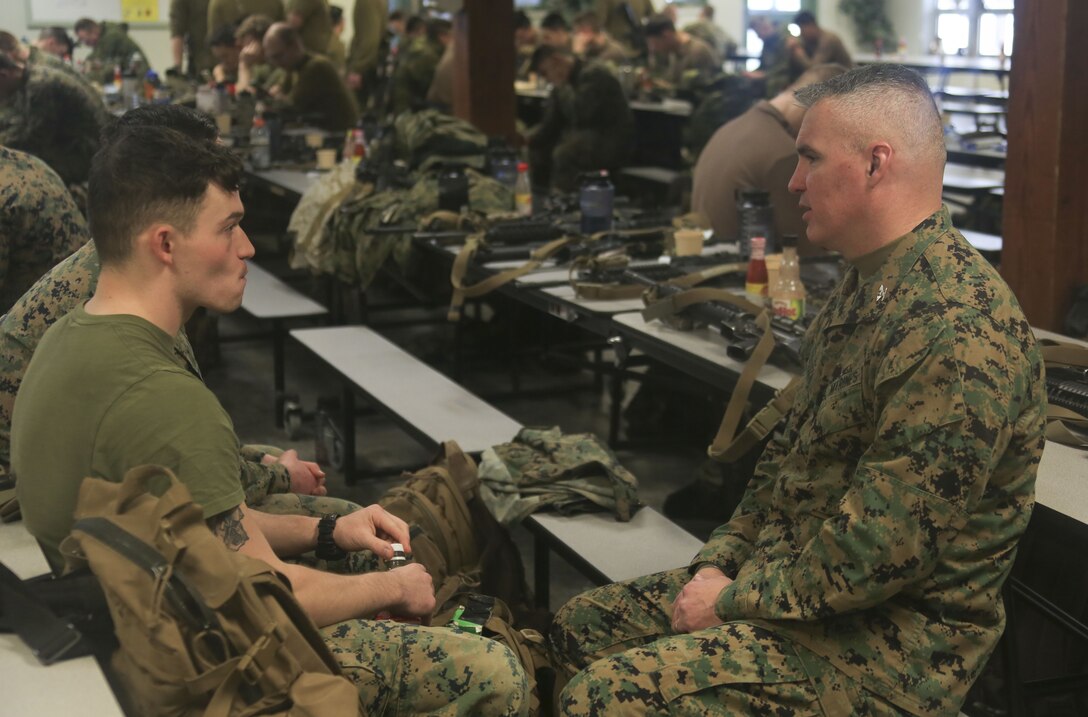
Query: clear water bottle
491 152 518 189
579 170 614 235
249 115 271 170
736 188 773 258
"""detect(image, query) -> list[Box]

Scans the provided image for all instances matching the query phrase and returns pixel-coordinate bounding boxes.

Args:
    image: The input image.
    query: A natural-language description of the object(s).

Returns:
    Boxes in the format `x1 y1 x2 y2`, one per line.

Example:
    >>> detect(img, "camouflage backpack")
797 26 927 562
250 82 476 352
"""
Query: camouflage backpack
321 168 512 289
392 110 489 171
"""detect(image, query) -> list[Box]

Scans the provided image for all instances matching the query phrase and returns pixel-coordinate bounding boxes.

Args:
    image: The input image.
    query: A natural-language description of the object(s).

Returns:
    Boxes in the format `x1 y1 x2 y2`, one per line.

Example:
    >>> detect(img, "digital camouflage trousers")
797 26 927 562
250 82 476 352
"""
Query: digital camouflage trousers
549 568 909 716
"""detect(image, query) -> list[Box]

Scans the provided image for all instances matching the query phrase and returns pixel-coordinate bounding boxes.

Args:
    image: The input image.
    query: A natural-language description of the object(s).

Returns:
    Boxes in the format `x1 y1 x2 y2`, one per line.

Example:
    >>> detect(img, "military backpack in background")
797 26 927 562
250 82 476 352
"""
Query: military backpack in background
392 109 489 171
61 465 362 717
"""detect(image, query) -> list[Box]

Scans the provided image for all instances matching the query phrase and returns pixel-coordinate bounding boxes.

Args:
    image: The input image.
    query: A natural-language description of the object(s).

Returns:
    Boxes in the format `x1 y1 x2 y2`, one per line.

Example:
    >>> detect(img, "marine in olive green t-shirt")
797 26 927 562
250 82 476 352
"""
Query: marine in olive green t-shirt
278 52 357 131
12 305 245 570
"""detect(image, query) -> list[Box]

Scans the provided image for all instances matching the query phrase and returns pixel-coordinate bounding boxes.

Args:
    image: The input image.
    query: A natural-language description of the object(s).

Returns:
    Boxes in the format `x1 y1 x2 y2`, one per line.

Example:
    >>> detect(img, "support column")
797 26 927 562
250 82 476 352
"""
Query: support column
1001 0 1088 331
451 0 516 140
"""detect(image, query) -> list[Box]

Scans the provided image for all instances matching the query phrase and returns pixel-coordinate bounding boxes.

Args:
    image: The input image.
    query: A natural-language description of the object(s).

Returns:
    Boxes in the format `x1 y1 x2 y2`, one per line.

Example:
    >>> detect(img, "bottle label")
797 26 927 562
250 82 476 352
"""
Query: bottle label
515 192 532 216
771 297 805 321
745 281 767 306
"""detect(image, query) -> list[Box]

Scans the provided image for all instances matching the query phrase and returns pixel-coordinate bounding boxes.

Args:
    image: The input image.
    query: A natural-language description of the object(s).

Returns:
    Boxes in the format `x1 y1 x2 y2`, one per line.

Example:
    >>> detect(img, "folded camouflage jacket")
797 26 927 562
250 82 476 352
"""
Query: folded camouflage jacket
478 426 641 525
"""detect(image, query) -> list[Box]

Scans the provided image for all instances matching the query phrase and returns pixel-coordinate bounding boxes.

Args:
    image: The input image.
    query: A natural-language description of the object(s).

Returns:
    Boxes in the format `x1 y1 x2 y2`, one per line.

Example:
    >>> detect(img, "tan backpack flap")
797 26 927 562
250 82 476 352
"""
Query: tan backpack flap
63 465 361 717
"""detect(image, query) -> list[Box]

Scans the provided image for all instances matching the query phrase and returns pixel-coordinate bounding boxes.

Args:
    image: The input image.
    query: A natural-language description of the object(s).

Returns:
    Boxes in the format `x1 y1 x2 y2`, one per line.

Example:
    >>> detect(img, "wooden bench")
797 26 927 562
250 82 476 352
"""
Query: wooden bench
0 521 124 716
289 325 523 482
289 324 702 606
232 260 329 429
525 507 704 609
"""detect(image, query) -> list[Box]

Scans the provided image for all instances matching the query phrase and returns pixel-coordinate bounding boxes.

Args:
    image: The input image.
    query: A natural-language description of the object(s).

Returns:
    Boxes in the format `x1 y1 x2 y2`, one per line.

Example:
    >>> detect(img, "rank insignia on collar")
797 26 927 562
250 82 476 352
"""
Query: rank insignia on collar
876 284 888 303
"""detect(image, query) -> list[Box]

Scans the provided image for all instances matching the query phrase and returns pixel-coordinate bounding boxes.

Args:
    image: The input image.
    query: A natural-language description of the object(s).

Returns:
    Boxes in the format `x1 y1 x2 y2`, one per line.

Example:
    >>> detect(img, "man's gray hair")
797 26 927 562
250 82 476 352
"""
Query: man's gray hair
795 63 946 167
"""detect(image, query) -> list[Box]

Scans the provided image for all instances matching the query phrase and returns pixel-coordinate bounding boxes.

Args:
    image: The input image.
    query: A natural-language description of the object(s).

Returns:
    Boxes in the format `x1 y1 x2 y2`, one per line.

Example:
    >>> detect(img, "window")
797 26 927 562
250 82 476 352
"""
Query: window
935 0 1014 57
745 0 804 57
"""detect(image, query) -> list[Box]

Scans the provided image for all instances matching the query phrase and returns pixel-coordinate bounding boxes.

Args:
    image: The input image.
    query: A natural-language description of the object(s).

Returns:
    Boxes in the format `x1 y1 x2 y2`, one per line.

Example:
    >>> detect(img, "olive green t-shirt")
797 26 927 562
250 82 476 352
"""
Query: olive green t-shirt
12 306 245 570
282 53 358 131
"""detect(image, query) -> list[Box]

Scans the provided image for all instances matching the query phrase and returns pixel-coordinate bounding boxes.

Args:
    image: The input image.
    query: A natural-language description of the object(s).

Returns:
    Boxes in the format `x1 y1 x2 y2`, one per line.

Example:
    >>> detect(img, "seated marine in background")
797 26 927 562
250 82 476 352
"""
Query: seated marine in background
526 45 633 192
74 17 150 84
644 13 721 91
263 22 358 132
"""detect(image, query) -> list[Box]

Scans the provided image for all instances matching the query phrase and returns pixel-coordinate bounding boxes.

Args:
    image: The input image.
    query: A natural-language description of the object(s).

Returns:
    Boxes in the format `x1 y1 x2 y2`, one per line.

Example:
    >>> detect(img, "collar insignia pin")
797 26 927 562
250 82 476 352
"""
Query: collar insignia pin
876 284 888 303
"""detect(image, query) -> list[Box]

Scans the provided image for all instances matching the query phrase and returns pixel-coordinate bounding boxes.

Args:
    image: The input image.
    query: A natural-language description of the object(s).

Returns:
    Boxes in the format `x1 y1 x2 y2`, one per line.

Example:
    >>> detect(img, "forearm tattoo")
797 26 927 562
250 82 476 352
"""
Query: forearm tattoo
208 506 249 551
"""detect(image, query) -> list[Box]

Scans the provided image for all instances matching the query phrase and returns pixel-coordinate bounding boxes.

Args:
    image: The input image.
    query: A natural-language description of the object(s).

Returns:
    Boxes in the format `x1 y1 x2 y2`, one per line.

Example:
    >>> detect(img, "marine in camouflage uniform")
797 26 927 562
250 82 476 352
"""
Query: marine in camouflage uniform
390 33 445 114
550 66 1046 717
527 53 633 192
0 61 107 186
0 148 87 312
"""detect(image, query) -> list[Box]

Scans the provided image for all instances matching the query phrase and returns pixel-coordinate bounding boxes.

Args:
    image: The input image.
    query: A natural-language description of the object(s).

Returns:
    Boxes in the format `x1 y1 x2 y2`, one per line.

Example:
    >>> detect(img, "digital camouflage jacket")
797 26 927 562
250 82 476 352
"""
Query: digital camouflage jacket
693 207 1046 715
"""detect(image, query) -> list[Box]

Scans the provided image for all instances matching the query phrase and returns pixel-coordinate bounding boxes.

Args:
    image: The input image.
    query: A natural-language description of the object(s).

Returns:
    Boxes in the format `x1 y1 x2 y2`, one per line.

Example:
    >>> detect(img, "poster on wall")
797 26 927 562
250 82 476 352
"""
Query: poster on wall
121 0 158 22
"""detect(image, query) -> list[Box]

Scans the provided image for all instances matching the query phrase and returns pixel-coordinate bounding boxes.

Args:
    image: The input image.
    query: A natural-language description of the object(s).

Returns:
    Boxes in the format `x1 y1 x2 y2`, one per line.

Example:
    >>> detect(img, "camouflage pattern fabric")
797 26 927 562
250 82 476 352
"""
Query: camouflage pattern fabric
0 63 108 185
552 568 907 716
0 148 88 312
477 426 641 525
83 21 150 84
550 208 1046 716
322 619 530 716
390 36 444 115
393 109 489 171
315 168 511 288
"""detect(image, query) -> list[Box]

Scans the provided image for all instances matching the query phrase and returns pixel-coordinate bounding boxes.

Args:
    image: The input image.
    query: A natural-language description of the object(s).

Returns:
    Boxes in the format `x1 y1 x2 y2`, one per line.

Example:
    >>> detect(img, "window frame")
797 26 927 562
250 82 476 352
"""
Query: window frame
934 0 1014 58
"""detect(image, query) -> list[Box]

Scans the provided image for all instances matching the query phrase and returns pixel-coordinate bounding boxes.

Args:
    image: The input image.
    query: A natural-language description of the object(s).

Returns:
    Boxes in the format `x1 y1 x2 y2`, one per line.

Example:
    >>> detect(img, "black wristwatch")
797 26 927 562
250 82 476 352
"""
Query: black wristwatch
316 513 347 561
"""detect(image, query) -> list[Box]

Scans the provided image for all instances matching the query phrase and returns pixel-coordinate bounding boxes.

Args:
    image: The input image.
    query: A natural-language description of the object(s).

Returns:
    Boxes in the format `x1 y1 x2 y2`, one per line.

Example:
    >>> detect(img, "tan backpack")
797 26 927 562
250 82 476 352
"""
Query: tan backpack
60 465 362 717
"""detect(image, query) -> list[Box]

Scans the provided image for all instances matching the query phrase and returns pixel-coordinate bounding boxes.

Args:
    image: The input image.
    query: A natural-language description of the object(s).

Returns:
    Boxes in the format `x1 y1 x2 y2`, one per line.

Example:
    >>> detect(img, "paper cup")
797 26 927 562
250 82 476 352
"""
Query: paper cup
673 229 704 256
305 132 324 149
215 112 232 136
316 148 337 170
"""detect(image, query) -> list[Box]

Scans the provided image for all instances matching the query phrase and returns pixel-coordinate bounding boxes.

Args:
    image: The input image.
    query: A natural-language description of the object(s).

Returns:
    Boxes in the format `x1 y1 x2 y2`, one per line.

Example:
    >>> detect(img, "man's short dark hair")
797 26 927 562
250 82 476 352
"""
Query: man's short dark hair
0 50 19 72
389 10 404 22
102 104 218 146
38 26 75 55
405 15 425 35
89 106 243 266
541 12 570 32
643 14 676 38
425 18 452 43
329 5 343 25
74 18 97 34
0 31 19 55
235 14 273 42
529 44 570 73
514 10 531 31
572 12 601 34
793 11 817 27
209 23 238 49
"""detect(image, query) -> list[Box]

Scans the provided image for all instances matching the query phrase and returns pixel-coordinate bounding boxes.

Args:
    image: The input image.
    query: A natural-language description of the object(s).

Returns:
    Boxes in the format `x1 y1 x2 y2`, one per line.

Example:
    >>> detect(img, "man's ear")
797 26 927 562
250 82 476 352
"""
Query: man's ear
867 142 892 184
145 224 178 266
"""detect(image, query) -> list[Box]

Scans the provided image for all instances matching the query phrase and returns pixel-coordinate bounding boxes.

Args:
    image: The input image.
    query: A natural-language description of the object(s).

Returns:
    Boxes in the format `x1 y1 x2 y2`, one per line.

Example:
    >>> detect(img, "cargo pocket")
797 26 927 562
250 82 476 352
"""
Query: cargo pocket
653 625 819 711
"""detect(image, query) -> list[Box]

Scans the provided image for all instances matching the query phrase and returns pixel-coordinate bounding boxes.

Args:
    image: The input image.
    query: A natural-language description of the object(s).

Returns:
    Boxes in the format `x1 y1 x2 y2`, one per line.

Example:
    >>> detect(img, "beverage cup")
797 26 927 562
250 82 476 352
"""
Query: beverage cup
316 148 337 170
673 229 705 256
215 112 232 136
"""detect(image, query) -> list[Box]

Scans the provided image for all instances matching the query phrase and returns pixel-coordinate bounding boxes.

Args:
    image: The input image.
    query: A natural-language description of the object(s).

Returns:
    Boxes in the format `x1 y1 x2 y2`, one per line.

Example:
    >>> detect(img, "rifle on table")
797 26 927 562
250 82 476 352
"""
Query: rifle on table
630 268 808 367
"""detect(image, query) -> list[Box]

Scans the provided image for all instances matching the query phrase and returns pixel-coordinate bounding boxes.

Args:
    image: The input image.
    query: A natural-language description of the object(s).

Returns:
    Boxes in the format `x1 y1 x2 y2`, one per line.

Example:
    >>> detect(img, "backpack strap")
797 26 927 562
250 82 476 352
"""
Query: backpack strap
0 561 96 664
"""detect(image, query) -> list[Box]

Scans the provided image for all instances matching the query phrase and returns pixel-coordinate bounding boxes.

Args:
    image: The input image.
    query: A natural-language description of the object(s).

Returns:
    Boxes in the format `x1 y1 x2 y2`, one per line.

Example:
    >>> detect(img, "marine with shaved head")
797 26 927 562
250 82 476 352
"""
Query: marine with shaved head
549 63 1045 717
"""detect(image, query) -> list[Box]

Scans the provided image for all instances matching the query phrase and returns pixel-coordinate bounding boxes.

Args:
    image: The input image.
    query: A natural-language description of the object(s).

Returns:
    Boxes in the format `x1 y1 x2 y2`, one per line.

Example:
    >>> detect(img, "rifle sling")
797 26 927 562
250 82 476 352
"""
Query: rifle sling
448 235 575 321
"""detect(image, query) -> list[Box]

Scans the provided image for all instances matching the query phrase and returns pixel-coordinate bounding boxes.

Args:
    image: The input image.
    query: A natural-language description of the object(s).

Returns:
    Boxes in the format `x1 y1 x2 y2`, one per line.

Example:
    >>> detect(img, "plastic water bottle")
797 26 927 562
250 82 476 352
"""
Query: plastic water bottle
736 188 773 258
249 116 271 170
491 153 518 189
579 170 614 235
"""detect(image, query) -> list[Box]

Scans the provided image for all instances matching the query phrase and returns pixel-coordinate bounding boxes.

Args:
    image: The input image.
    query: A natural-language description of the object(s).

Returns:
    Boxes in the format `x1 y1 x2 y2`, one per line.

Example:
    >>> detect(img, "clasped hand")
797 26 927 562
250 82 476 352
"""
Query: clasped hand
670 566 732 633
